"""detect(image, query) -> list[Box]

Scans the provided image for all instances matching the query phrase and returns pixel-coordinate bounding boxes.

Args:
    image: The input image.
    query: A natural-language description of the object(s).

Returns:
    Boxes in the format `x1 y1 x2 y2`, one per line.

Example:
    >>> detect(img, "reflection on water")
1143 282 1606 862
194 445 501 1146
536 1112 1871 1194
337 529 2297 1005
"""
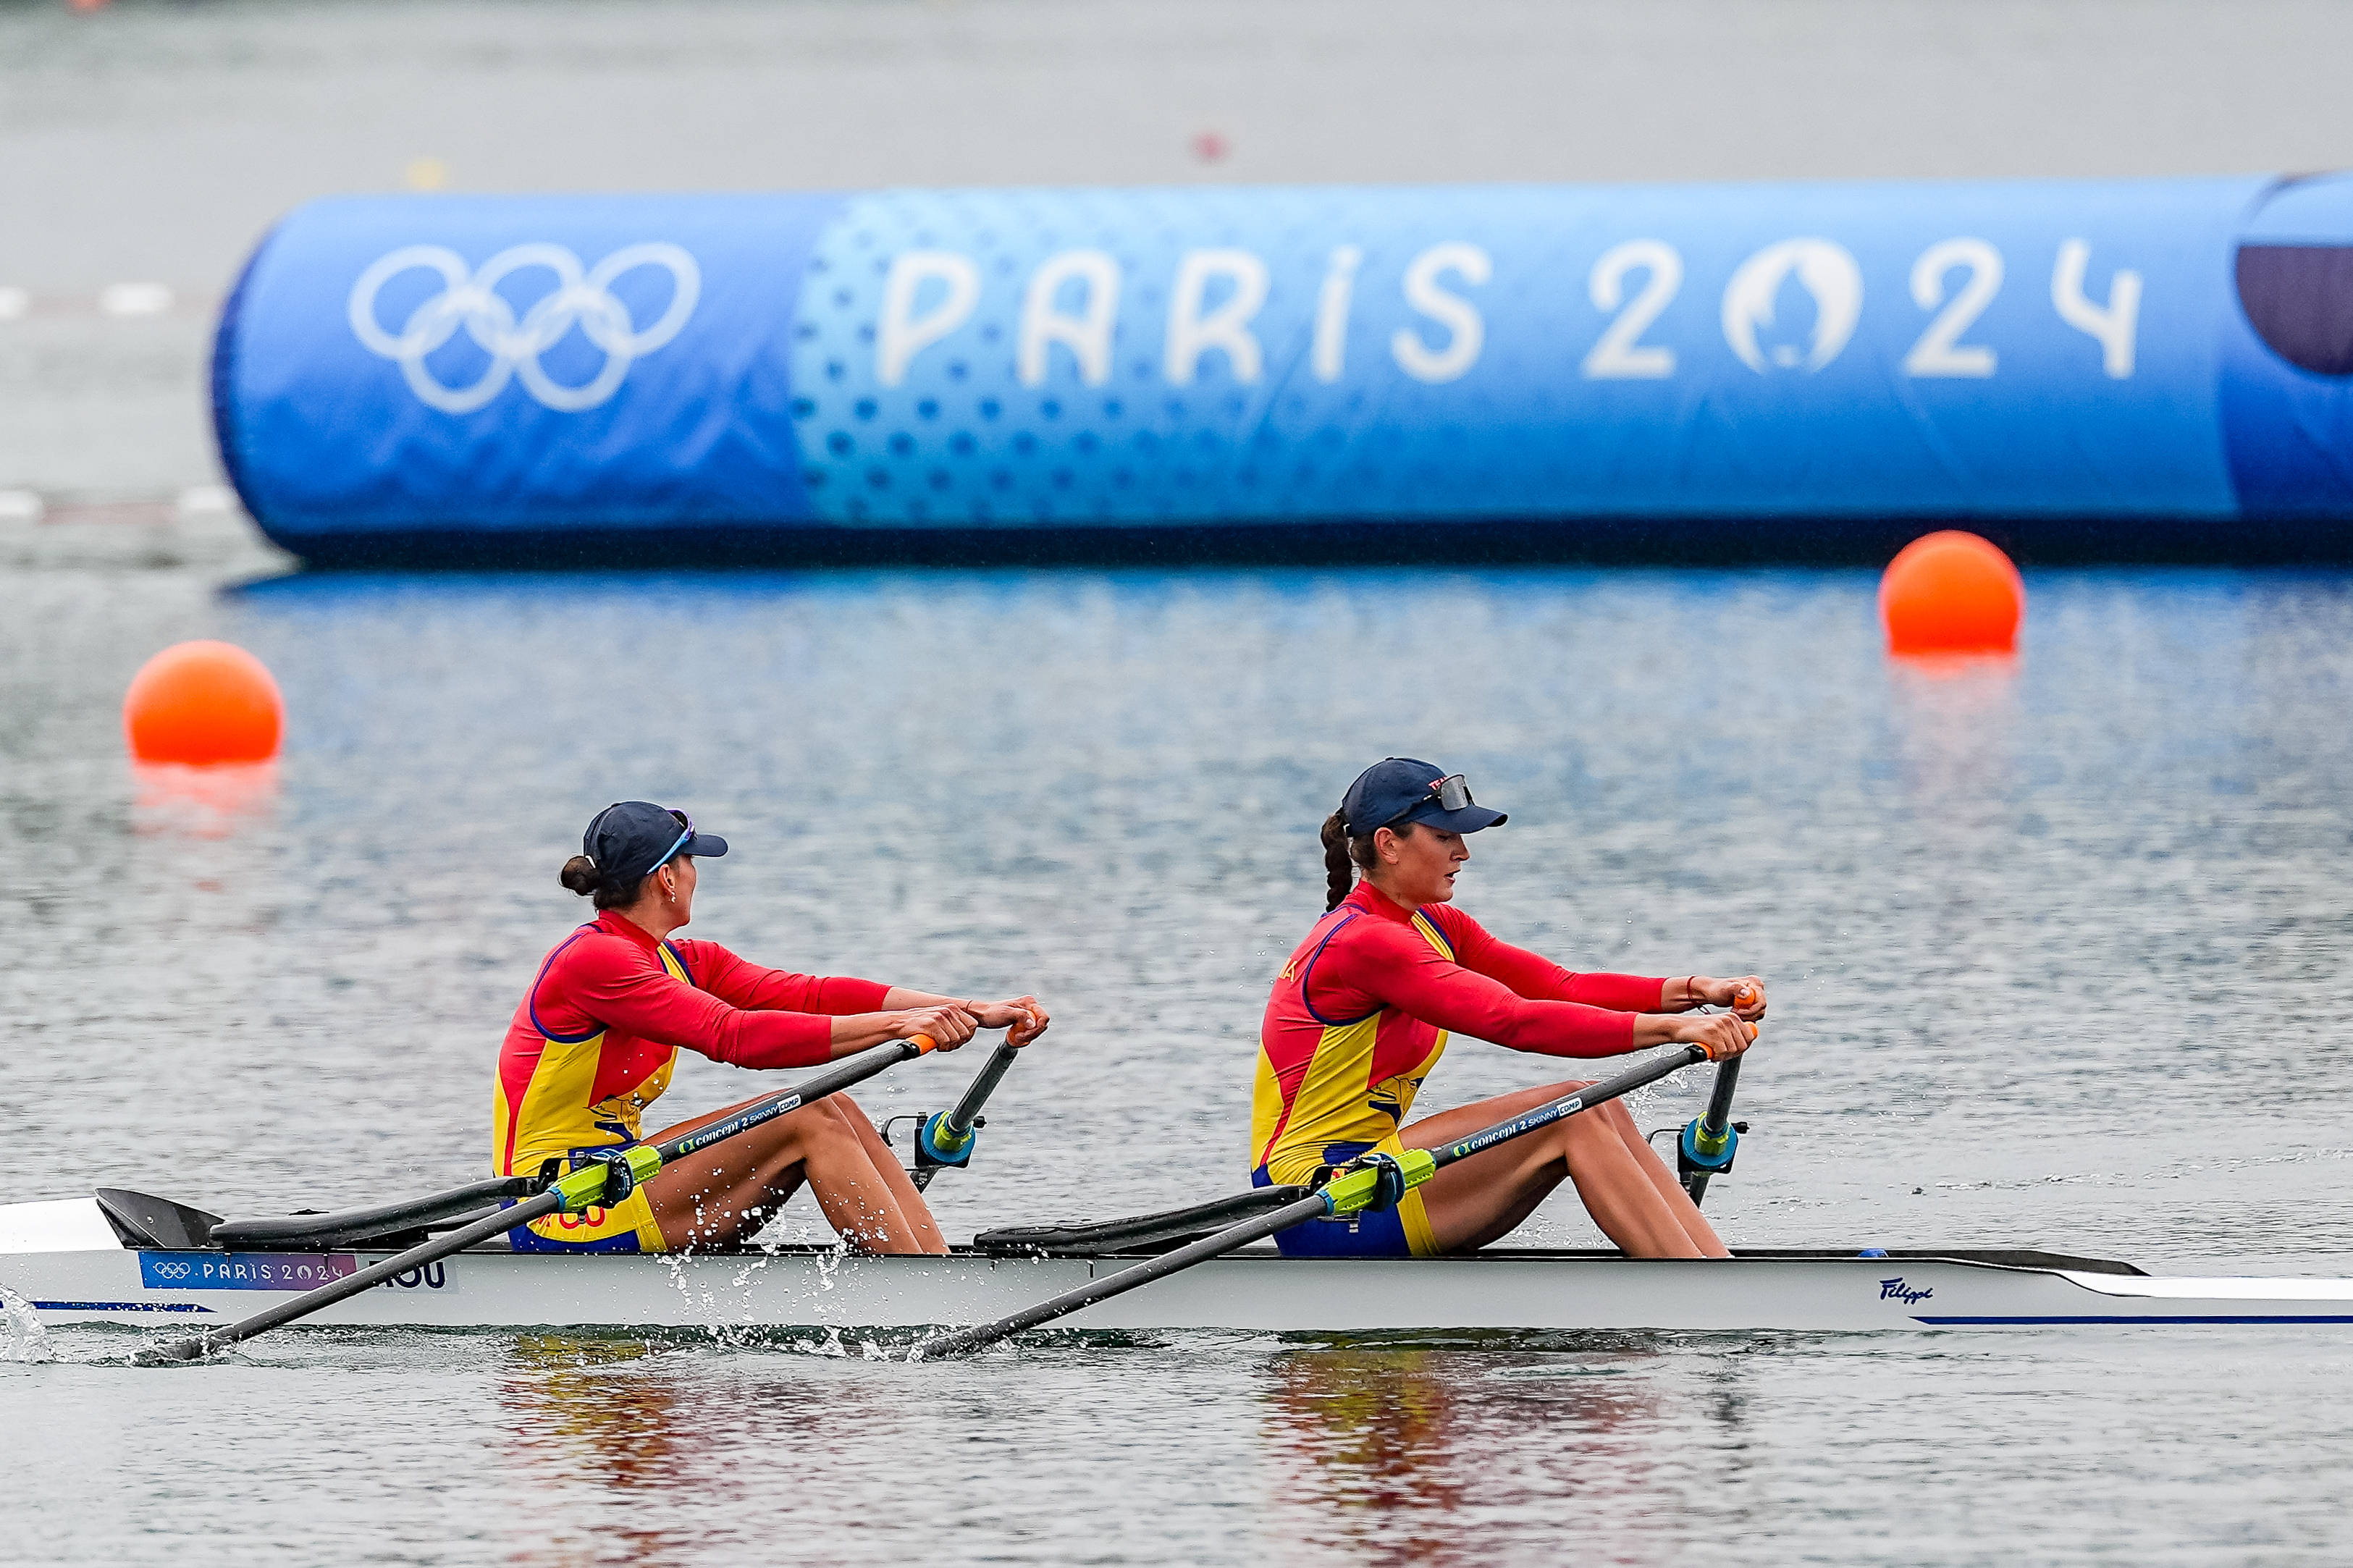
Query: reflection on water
1886 657 2019 807
501 1336 677 1485
1262 1339 1749 1567
484 1333 1741 1567
497 1337 704 1568
130 760 279 839
1268 1344 1474 1534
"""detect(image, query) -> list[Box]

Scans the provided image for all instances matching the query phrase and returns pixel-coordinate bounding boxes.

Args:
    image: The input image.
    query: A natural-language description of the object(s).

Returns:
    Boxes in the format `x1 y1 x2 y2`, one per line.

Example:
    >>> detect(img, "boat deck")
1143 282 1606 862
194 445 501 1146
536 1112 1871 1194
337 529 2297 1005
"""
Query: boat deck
9 1193 2344 1335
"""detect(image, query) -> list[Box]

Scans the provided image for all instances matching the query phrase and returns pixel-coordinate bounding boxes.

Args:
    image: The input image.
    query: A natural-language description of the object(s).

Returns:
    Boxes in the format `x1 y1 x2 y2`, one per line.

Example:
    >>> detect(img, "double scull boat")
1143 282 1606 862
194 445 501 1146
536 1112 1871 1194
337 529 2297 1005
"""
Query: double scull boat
7 1184 2352 1336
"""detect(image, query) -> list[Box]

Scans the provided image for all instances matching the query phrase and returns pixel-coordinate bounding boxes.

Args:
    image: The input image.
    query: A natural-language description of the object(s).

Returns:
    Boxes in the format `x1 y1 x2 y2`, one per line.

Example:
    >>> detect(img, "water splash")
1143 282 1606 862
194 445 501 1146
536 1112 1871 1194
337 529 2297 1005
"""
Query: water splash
1 1286 55 1364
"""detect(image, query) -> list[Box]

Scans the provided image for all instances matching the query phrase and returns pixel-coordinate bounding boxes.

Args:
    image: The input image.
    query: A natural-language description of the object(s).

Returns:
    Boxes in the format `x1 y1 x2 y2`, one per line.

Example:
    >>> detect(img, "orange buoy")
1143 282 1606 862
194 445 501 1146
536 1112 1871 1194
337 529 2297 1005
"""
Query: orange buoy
1879 531 2024 655
123 641 283 764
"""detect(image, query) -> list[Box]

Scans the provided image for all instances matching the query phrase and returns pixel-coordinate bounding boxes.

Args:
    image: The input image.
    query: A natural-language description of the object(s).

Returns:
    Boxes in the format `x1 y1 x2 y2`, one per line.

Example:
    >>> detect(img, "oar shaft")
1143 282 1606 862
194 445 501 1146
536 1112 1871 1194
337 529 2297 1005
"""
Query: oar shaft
941 1040 1022 1142
153 1191 565 1358
912 1038 1027 1189
912 1044 1709 1360
140 1036 933 1365
1699 1056 1743 1139
914 1191 1332 1359
1683 1055 1745 1206
660 1037 928 1161
1426 1046 1705 1174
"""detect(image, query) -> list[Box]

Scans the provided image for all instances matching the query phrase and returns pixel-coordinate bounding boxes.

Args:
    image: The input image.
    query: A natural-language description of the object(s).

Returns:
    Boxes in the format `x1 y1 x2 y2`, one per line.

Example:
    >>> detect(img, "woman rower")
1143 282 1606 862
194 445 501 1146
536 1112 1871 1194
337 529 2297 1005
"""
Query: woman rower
494 800 1048 1256
1253 759 1762 1260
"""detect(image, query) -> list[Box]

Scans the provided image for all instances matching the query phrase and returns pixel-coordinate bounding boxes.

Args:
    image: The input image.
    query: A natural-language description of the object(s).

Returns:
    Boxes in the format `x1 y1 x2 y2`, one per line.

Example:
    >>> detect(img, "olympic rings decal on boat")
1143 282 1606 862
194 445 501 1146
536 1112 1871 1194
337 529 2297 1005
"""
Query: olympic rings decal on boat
149 1260 193 1280
347 242 701 413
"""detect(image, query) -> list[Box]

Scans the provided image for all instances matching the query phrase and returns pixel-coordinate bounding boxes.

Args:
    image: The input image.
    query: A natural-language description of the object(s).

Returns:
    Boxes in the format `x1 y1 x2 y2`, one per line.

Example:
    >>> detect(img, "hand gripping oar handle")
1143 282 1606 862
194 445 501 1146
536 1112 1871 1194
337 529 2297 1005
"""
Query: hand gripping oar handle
911 1044 1711 1361
136 1034 939 1366
912 1038 1024 1189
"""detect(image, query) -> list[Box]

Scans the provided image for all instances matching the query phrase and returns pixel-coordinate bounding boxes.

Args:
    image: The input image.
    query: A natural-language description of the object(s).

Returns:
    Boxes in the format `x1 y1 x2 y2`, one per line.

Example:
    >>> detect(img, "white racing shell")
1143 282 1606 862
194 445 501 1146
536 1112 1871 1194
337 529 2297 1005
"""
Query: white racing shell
7 1197 2353 1336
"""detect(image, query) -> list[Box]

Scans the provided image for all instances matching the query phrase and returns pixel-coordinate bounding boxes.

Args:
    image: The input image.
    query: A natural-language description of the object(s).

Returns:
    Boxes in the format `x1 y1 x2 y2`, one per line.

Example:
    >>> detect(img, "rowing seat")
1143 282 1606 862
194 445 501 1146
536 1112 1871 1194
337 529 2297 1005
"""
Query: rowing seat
973 1186 1314 1257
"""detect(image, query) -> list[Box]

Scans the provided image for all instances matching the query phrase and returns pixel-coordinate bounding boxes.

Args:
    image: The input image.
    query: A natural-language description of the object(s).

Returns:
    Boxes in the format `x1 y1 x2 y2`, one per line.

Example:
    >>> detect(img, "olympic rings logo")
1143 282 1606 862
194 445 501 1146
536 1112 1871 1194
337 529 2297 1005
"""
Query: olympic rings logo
347 242 700 414
151 1260 193 1280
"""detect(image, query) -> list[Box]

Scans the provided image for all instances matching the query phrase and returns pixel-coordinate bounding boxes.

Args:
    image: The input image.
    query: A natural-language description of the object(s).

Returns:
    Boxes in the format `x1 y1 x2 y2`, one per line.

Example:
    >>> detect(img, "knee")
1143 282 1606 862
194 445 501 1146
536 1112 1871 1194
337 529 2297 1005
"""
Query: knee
1559 1113 1616 1155
790 1100 862 1149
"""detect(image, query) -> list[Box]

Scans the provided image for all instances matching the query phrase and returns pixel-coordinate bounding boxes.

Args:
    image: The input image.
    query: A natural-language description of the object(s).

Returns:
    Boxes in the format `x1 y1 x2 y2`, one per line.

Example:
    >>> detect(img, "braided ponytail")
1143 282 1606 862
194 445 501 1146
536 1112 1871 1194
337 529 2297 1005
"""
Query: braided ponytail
1321 811 1355 911
1321 807 1420 911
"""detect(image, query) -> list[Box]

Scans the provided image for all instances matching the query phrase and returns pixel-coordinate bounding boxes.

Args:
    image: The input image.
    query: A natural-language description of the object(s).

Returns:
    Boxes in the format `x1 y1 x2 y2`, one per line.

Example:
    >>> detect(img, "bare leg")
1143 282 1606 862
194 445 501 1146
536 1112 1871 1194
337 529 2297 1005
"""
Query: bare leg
843 1099 949 1242
1607 1100 1727 1255
1402 1081 1728 1259
640 1092 946 1255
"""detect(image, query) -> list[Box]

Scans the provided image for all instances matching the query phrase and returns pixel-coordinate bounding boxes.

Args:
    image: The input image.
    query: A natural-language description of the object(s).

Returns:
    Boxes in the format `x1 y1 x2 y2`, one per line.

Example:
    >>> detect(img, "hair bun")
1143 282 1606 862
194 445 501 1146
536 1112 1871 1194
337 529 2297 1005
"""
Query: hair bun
558 854 601 896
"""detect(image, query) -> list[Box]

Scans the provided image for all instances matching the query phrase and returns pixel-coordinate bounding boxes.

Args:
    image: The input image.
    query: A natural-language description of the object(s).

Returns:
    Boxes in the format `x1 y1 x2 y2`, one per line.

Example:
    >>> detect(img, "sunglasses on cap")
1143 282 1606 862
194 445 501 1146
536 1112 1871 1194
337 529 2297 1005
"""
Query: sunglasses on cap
1421 775 1475 813
1371 774 1478 830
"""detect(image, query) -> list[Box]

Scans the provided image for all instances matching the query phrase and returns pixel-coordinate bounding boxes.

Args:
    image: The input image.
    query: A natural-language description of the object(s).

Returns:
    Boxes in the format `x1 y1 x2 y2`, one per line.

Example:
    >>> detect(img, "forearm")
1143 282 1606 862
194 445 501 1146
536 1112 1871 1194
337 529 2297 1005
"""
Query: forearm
825 1008 946 1056
880 985 1041 1037
1632 1012 1691 1047
880 986 972 1011
1654 977 1703 1013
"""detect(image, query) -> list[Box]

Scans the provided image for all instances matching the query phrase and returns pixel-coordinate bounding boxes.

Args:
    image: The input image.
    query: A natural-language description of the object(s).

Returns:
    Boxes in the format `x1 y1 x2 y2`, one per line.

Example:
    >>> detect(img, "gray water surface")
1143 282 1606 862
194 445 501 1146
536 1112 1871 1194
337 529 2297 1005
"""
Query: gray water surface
7 560 2353 1563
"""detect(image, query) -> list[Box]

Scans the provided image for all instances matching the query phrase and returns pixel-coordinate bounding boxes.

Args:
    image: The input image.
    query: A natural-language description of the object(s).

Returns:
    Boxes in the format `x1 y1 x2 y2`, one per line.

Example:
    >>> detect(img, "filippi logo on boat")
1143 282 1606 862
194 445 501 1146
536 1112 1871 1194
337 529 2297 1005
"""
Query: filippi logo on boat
346 242 701 414
1879 1276 1933 1304
140 1252 361 1291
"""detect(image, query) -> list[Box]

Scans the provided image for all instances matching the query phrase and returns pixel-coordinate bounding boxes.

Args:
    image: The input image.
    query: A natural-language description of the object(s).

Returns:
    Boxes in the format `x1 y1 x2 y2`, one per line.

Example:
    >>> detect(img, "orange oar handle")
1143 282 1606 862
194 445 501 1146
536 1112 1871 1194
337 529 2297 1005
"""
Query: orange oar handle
908 1033 939 1055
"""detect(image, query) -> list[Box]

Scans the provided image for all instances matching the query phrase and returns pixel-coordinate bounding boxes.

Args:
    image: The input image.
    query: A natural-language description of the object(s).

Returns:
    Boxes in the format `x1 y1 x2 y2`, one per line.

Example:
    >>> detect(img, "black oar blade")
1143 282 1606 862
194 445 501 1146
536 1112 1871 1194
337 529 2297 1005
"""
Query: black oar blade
132 1334 220 1367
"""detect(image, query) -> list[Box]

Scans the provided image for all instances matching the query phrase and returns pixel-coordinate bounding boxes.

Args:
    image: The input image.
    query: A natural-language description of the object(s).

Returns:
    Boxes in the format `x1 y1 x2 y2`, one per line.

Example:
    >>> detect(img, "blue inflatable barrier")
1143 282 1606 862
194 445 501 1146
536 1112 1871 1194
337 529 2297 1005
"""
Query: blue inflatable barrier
211 177 2353 564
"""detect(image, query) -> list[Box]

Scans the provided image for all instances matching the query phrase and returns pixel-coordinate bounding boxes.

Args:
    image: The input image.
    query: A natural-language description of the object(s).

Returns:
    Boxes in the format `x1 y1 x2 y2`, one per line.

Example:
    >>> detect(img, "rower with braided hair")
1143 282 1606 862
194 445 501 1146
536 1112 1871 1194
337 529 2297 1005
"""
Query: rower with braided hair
1253 759 1762 1259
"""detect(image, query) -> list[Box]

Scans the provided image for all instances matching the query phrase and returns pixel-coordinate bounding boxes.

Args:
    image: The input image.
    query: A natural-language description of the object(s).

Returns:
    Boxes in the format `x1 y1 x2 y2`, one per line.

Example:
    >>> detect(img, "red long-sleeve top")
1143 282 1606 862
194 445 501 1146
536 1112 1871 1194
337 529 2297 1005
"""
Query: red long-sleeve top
1251 881 1664 1181
494 910 891 1176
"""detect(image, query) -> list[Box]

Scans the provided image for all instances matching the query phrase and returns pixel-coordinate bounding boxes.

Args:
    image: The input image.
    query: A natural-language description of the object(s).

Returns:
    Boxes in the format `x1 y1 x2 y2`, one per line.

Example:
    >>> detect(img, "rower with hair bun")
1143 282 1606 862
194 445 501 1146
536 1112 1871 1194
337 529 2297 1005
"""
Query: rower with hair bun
494 801 1049 1256
1252 759 1763 1260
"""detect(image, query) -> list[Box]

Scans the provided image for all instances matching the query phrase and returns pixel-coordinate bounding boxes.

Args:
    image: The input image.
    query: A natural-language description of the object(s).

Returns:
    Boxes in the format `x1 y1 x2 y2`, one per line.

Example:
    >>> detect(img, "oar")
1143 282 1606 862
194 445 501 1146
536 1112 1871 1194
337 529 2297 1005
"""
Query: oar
1678 1057 1743 1205
910 1038 1735 1360
912 1037 1023 1191
1677 984 1757 1206
136 1033 939 1366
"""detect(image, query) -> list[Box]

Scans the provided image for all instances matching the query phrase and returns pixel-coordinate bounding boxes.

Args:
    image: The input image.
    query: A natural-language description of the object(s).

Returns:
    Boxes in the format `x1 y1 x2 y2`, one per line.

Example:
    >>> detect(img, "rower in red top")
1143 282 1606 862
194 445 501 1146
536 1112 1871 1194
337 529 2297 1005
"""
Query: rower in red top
496 801 1048 1256
1253 759 1763 1260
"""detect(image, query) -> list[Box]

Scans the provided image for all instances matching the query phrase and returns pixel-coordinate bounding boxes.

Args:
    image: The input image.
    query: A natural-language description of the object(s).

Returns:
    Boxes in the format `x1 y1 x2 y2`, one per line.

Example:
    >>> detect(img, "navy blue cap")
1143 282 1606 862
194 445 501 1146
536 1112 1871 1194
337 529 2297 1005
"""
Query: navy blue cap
1339 758 1508 838
584 801 728 882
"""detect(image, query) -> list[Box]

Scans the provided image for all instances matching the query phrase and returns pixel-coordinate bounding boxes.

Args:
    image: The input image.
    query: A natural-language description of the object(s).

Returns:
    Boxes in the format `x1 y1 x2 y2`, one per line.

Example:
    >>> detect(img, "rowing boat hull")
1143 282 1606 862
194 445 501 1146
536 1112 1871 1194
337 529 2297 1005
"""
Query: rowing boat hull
7 1201 2352 1333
